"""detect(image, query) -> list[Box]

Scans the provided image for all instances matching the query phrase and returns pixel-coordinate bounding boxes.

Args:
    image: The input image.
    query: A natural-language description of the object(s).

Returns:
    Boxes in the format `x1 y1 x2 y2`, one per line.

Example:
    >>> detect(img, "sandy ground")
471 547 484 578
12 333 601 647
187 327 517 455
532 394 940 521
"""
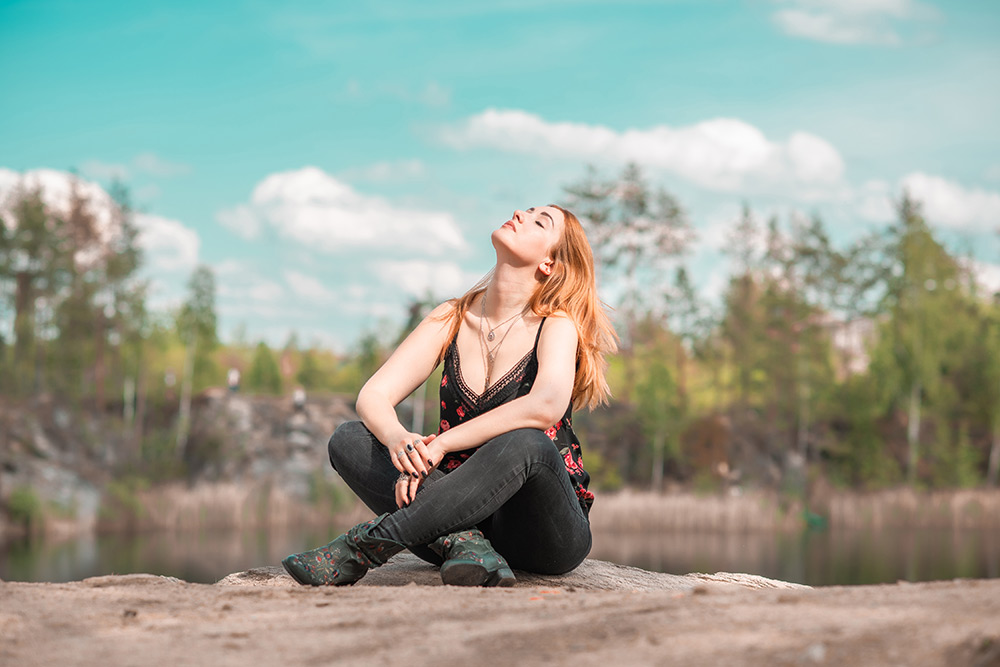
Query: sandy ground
2 555 999 667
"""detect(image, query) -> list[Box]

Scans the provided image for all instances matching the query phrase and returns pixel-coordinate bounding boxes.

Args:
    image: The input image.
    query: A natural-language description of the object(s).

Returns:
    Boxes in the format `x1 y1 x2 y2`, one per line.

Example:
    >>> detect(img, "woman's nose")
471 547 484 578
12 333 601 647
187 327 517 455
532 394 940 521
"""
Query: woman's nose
513 210 524 223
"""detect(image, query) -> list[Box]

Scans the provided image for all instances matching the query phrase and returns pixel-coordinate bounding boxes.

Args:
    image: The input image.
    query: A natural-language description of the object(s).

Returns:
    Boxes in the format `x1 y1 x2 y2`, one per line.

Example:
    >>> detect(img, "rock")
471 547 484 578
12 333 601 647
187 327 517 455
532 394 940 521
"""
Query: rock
216 554 808 591
82 574 186 587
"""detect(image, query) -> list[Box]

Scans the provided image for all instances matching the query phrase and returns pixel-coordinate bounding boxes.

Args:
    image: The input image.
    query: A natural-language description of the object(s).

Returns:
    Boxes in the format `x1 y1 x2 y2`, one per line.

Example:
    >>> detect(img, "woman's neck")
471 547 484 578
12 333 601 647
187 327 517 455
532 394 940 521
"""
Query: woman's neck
484 263 536 320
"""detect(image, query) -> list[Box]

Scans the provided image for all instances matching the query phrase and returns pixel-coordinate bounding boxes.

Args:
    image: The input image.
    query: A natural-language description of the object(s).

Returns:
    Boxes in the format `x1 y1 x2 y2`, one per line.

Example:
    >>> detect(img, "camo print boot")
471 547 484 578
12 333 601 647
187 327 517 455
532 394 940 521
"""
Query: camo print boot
282 513 404 586
430 528 516 587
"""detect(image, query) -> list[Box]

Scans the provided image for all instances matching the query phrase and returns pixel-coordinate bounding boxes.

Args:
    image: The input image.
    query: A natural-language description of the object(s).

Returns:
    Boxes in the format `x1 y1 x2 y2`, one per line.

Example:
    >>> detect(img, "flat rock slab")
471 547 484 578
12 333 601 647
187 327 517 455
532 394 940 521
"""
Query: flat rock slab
4 571 999 667
216 553 808 591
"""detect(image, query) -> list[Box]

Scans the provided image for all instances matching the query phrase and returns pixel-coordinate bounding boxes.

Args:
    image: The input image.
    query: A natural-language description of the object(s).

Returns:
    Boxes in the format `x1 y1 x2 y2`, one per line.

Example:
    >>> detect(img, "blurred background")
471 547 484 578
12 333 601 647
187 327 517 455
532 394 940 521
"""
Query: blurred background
1 0 999 586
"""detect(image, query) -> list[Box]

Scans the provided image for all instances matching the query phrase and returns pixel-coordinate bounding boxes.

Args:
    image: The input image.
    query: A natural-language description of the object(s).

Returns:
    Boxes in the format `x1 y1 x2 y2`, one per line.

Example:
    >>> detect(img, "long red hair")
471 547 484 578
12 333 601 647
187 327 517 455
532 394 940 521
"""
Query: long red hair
436 205 617 410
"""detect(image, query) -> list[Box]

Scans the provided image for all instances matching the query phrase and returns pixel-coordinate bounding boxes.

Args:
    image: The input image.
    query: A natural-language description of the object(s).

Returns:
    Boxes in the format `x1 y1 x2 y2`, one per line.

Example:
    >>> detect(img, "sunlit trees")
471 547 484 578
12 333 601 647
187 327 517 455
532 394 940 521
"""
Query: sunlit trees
246 341 282 395
565 163 694 403
176 265 218 455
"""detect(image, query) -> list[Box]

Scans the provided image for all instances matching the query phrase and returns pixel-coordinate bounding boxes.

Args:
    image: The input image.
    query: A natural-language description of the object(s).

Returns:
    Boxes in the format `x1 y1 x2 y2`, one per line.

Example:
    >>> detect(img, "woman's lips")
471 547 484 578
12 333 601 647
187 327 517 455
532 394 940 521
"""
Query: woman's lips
502 220 515 230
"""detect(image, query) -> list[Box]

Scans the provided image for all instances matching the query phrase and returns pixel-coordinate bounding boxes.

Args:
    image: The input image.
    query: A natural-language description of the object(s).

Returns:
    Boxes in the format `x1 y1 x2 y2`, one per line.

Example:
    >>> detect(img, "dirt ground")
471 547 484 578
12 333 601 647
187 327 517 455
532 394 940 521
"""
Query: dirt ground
2 556 999 667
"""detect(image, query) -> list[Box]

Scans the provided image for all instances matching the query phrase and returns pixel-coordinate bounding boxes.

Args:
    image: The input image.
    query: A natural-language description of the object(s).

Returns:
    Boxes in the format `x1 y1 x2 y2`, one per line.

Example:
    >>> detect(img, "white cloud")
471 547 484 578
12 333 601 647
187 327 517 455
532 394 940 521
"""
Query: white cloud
134 212 200 272
856 179 896 222
772 0 937 46
440 109 846 196
216 204 262 240
284 270 338 303
216 166 467 254
217 275 285 303
967 259 1000 296
212 260 285 303
375 259 484 299
901 172 1000 232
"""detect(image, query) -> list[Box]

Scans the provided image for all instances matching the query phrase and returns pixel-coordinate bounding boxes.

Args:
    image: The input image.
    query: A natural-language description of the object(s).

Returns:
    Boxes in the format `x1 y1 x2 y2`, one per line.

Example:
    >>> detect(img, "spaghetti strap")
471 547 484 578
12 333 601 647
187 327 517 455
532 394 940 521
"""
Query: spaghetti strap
533 317 547 351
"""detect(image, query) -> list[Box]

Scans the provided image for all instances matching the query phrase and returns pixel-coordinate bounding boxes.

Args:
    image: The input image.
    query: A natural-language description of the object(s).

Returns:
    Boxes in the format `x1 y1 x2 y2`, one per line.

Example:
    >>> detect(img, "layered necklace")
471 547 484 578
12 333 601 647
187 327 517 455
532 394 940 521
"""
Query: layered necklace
478 287 526 393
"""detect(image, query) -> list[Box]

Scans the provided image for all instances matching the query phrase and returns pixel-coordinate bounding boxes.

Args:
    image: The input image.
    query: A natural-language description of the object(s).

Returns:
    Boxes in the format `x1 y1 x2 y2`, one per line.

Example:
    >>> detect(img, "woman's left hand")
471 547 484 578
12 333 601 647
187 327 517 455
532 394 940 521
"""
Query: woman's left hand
395 436 448 507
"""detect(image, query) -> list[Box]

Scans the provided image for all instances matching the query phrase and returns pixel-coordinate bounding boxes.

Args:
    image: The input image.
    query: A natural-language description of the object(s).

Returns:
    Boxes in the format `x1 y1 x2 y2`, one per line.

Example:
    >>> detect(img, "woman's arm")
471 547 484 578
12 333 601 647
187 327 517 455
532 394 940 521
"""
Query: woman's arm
356 301 455 463
428 313 578 457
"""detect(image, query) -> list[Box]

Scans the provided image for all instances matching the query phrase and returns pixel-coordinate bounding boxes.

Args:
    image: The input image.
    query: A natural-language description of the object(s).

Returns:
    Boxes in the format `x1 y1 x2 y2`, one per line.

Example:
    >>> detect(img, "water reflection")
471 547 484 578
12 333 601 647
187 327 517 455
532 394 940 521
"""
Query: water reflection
0 525 349 585
590 527 1000 586
2 526 998 586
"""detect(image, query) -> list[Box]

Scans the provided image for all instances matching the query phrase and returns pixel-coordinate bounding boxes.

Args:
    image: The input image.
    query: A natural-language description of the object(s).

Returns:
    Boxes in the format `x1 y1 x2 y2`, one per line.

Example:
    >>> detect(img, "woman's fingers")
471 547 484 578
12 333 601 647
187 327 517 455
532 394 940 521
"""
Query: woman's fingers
395 474 422 507
413 440 433 474
402 440 429 477
396 444 420 478
391 444 408 474
395 478 406 508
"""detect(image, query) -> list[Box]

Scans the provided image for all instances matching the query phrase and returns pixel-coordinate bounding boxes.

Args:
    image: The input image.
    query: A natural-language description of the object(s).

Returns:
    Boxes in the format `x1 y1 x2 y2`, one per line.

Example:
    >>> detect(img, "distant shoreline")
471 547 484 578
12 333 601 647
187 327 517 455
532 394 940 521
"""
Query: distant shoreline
5 484 1000 543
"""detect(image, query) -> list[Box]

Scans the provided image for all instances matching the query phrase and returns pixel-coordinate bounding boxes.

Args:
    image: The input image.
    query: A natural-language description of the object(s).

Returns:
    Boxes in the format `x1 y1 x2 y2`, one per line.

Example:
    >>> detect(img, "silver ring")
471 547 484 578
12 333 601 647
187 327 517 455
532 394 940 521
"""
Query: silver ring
396 449 406 459
406 442 415 452
397 473 409 483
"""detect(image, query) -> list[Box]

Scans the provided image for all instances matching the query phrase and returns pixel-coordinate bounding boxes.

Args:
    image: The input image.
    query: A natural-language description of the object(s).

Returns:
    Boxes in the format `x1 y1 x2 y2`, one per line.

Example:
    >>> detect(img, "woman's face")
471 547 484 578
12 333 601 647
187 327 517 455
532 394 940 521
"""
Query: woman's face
492 205 565 274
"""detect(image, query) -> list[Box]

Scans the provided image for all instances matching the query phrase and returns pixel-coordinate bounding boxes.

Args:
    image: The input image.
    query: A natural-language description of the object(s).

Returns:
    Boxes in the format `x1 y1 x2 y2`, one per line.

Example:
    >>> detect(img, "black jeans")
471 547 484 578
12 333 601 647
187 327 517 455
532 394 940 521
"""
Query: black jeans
327 420 592 575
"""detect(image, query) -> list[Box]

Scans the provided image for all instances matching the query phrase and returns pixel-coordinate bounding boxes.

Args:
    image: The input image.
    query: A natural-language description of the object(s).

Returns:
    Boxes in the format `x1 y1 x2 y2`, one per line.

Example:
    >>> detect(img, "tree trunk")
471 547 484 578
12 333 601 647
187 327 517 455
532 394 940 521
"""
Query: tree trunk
907 382 921 484
176 336 196 458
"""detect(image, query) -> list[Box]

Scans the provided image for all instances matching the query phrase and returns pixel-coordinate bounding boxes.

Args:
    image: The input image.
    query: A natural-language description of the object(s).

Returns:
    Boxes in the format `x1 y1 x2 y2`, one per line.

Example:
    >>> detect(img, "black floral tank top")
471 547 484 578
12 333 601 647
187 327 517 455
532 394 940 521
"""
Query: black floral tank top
436 317 595 513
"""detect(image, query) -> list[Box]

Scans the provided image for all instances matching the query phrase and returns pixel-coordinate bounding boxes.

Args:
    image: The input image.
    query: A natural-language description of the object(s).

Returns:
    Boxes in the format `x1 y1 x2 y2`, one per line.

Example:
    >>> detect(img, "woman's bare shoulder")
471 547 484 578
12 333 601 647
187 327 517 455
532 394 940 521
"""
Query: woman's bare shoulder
422 300 459 324
540 311 578 339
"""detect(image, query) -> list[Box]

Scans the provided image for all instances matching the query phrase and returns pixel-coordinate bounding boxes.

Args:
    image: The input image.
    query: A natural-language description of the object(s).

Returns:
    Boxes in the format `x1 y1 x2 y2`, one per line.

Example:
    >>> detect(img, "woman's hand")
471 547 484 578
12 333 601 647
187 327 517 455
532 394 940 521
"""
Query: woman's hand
394 434 449 507
389 433 438 479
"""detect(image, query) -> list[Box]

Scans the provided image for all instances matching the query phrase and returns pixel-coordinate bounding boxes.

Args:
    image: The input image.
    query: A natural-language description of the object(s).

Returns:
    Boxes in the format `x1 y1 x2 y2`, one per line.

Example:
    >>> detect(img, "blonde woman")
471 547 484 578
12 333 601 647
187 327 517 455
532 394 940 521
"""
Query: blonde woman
283 205 617 587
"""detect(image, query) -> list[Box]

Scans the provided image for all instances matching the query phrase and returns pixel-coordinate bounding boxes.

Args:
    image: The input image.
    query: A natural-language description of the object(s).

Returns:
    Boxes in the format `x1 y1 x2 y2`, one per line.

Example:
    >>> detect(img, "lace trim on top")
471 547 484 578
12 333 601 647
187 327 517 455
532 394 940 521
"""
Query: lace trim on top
448 337 535 414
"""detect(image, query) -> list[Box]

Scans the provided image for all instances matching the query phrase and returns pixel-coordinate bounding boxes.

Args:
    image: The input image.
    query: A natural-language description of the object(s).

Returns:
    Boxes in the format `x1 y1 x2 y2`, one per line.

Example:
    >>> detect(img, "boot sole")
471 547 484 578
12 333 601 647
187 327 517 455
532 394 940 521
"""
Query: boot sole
441 561 516 587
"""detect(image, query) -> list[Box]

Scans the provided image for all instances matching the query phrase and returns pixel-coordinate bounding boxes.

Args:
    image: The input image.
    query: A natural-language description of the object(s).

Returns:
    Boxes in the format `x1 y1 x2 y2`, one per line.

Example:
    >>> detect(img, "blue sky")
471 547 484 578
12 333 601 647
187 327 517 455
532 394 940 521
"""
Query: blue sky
2 0 999 350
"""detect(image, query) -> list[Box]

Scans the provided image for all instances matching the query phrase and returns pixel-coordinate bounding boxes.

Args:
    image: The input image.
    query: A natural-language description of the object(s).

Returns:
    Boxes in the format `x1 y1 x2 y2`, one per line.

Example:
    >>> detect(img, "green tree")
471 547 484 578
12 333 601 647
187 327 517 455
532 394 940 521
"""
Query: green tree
565 163 694 402
296 348 323 390
246 342 283 394
866 194 963 484
176 265 218 455
0 187 74 394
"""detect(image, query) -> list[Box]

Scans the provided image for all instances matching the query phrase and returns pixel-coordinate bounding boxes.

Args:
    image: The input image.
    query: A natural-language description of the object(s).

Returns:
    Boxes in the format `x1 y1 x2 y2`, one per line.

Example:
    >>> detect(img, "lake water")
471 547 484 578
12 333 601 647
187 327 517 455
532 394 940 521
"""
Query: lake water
3 526 998 586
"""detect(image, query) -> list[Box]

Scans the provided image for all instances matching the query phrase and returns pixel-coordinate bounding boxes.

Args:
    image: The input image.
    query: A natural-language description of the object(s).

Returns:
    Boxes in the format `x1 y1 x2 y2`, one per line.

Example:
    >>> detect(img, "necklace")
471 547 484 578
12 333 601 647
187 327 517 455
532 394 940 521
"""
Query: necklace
481 287 523 342
478 289 525 392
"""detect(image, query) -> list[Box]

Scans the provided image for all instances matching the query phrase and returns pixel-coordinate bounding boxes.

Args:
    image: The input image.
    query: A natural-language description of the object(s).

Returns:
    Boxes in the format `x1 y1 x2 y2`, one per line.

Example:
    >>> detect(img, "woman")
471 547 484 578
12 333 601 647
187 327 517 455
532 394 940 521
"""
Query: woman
282 204 617 587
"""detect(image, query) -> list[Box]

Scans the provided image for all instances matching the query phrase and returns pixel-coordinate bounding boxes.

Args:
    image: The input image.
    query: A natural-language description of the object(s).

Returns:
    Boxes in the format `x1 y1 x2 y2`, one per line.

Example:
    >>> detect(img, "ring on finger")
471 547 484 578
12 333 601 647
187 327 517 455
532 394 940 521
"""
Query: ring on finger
397 473 409 483
406 442 415 452
396 449 406 459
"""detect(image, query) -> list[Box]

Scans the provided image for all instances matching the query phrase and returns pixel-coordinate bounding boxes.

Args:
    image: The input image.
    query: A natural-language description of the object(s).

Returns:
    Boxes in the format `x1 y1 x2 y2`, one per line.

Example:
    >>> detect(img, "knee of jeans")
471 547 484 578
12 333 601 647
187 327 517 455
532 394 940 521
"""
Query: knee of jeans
328 420 367 472
499 428 561 465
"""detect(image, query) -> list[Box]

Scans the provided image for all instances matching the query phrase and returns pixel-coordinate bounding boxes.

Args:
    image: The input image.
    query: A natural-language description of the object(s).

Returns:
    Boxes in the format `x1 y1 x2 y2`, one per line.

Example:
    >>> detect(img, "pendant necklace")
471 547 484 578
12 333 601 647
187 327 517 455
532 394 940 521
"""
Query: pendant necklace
478 288 525 393
481 286 523 342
